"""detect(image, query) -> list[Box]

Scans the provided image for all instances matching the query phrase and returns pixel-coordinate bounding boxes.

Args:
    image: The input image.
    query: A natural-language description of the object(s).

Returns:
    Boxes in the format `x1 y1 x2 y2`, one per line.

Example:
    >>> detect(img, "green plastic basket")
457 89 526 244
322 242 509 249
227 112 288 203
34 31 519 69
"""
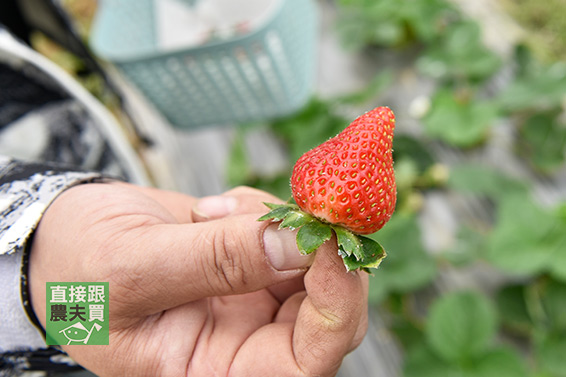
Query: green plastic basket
90 0 318 129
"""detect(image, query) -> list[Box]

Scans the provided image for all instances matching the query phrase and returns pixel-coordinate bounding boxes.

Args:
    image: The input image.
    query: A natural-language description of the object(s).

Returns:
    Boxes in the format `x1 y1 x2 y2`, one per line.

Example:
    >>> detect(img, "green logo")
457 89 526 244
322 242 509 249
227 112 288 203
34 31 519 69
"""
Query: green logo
45 282 109 345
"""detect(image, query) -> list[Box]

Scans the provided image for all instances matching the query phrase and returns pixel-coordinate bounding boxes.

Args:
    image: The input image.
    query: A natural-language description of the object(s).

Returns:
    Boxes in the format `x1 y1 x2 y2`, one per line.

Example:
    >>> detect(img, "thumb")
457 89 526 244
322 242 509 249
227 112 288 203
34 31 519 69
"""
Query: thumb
113 215 314 314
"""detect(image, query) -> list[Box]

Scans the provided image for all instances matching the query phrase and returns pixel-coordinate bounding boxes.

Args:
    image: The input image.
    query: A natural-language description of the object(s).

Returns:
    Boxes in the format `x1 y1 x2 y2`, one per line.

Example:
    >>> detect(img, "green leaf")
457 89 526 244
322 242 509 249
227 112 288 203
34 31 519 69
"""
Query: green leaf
279 210 314 230
468 347 529 377
270 98 348 163
393 158 421 193
392 134 436 173
296 221 333 255
535 333 566 377
486 193 562 276
340 236 386 272
332 226 362 259
422 89 499 147
336 0 457 50
549 239 566 282
367 279 388 305
387 308 427 350
417 20 501 81
404 345 528 377
447 163 529 199
539 279 566 332
495 284 533 335
547 204 566 281
367 214 437 300
496 61 566 113
404 344 461 377
359 236 387 268
257 205 295 222
443 226 486 267
262 202 292 210
426 291 497 363
519 111 566 173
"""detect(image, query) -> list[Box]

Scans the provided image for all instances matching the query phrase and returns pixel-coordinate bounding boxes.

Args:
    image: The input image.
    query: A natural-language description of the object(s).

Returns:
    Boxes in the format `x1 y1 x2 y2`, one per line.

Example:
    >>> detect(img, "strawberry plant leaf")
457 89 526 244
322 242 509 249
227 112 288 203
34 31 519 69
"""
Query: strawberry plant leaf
535 333 566 377
422 89 499 147
539 278 566 332
393 134 435 173
340 236 386 272
262 202 296 210
549 241 566 282
332 225 362 259
403 344 461 377
547 204 566 281
296 221 333 255
518 111 566 173
426 291 497 363
257 205 294 222
448 163 529 199
467 347 529 377
359 236 387 266
495 284 533 335
486 193 562 277
341 253 384 273
497 278 566 336
496 61 566 113
367 214 437 302
417 20 501 82
405 344 528 377
269 98 348 163
336 0 457 50
279 210 314 230
443 226 485 267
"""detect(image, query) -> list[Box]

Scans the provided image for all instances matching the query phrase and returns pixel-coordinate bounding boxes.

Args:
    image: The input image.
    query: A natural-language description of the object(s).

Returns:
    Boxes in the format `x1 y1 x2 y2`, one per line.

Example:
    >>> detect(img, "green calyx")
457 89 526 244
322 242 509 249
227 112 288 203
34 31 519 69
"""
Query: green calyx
258 202 387 273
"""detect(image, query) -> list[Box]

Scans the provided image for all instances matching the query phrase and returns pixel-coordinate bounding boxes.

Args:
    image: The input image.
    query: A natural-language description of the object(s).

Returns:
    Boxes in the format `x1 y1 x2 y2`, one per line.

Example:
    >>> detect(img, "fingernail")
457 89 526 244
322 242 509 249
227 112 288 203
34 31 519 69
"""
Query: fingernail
263 224 314 271
194 196 238 219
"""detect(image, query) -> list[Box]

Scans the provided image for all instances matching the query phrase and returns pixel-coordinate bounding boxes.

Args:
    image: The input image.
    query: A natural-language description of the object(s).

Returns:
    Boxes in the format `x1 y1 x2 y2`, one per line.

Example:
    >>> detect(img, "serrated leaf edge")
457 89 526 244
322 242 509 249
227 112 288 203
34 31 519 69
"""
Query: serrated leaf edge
258 203 387 272
332 225 363 259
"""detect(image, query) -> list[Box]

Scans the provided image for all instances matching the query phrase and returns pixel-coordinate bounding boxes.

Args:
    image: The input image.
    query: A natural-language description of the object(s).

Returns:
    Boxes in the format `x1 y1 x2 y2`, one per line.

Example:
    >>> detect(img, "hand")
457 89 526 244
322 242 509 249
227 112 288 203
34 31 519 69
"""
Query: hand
29 183 369 376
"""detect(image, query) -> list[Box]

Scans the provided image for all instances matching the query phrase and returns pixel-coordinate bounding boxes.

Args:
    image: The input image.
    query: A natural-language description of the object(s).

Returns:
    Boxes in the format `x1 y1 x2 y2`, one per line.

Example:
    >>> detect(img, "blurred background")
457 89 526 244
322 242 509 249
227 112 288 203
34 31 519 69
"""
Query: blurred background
20 0 566 375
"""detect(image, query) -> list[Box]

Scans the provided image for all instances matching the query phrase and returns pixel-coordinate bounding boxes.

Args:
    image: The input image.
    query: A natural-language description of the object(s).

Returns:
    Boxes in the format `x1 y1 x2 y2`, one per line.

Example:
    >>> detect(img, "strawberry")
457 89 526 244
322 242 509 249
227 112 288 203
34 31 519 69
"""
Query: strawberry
291 106 396 234
259 106 396 272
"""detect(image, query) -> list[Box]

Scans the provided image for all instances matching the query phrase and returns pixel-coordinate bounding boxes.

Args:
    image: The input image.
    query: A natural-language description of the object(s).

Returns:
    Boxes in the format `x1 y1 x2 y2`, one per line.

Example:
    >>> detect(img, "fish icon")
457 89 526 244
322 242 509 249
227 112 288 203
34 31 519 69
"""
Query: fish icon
59 321 102 345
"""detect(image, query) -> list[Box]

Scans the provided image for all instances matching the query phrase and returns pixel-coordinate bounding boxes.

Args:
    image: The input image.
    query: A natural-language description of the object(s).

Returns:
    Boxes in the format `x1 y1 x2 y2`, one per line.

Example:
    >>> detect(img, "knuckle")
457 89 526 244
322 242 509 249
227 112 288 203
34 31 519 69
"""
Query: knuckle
317 307 349 334
206 228 247 294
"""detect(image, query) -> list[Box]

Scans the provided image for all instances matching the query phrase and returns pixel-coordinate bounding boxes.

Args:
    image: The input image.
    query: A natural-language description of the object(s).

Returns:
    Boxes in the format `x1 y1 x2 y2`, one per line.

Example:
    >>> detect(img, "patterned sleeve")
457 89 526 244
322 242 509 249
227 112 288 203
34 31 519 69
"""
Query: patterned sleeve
0 156 103 354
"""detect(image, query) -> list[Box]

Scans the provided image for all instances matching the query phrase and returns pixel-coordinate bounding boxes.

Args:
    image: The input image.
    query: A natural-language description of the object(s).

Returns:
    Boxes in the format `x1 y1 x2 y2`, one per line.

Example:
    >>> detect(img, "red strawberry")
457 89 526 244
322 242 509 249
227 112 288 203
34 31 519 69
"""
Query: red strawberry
290 106 396 234
259 106 396 272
